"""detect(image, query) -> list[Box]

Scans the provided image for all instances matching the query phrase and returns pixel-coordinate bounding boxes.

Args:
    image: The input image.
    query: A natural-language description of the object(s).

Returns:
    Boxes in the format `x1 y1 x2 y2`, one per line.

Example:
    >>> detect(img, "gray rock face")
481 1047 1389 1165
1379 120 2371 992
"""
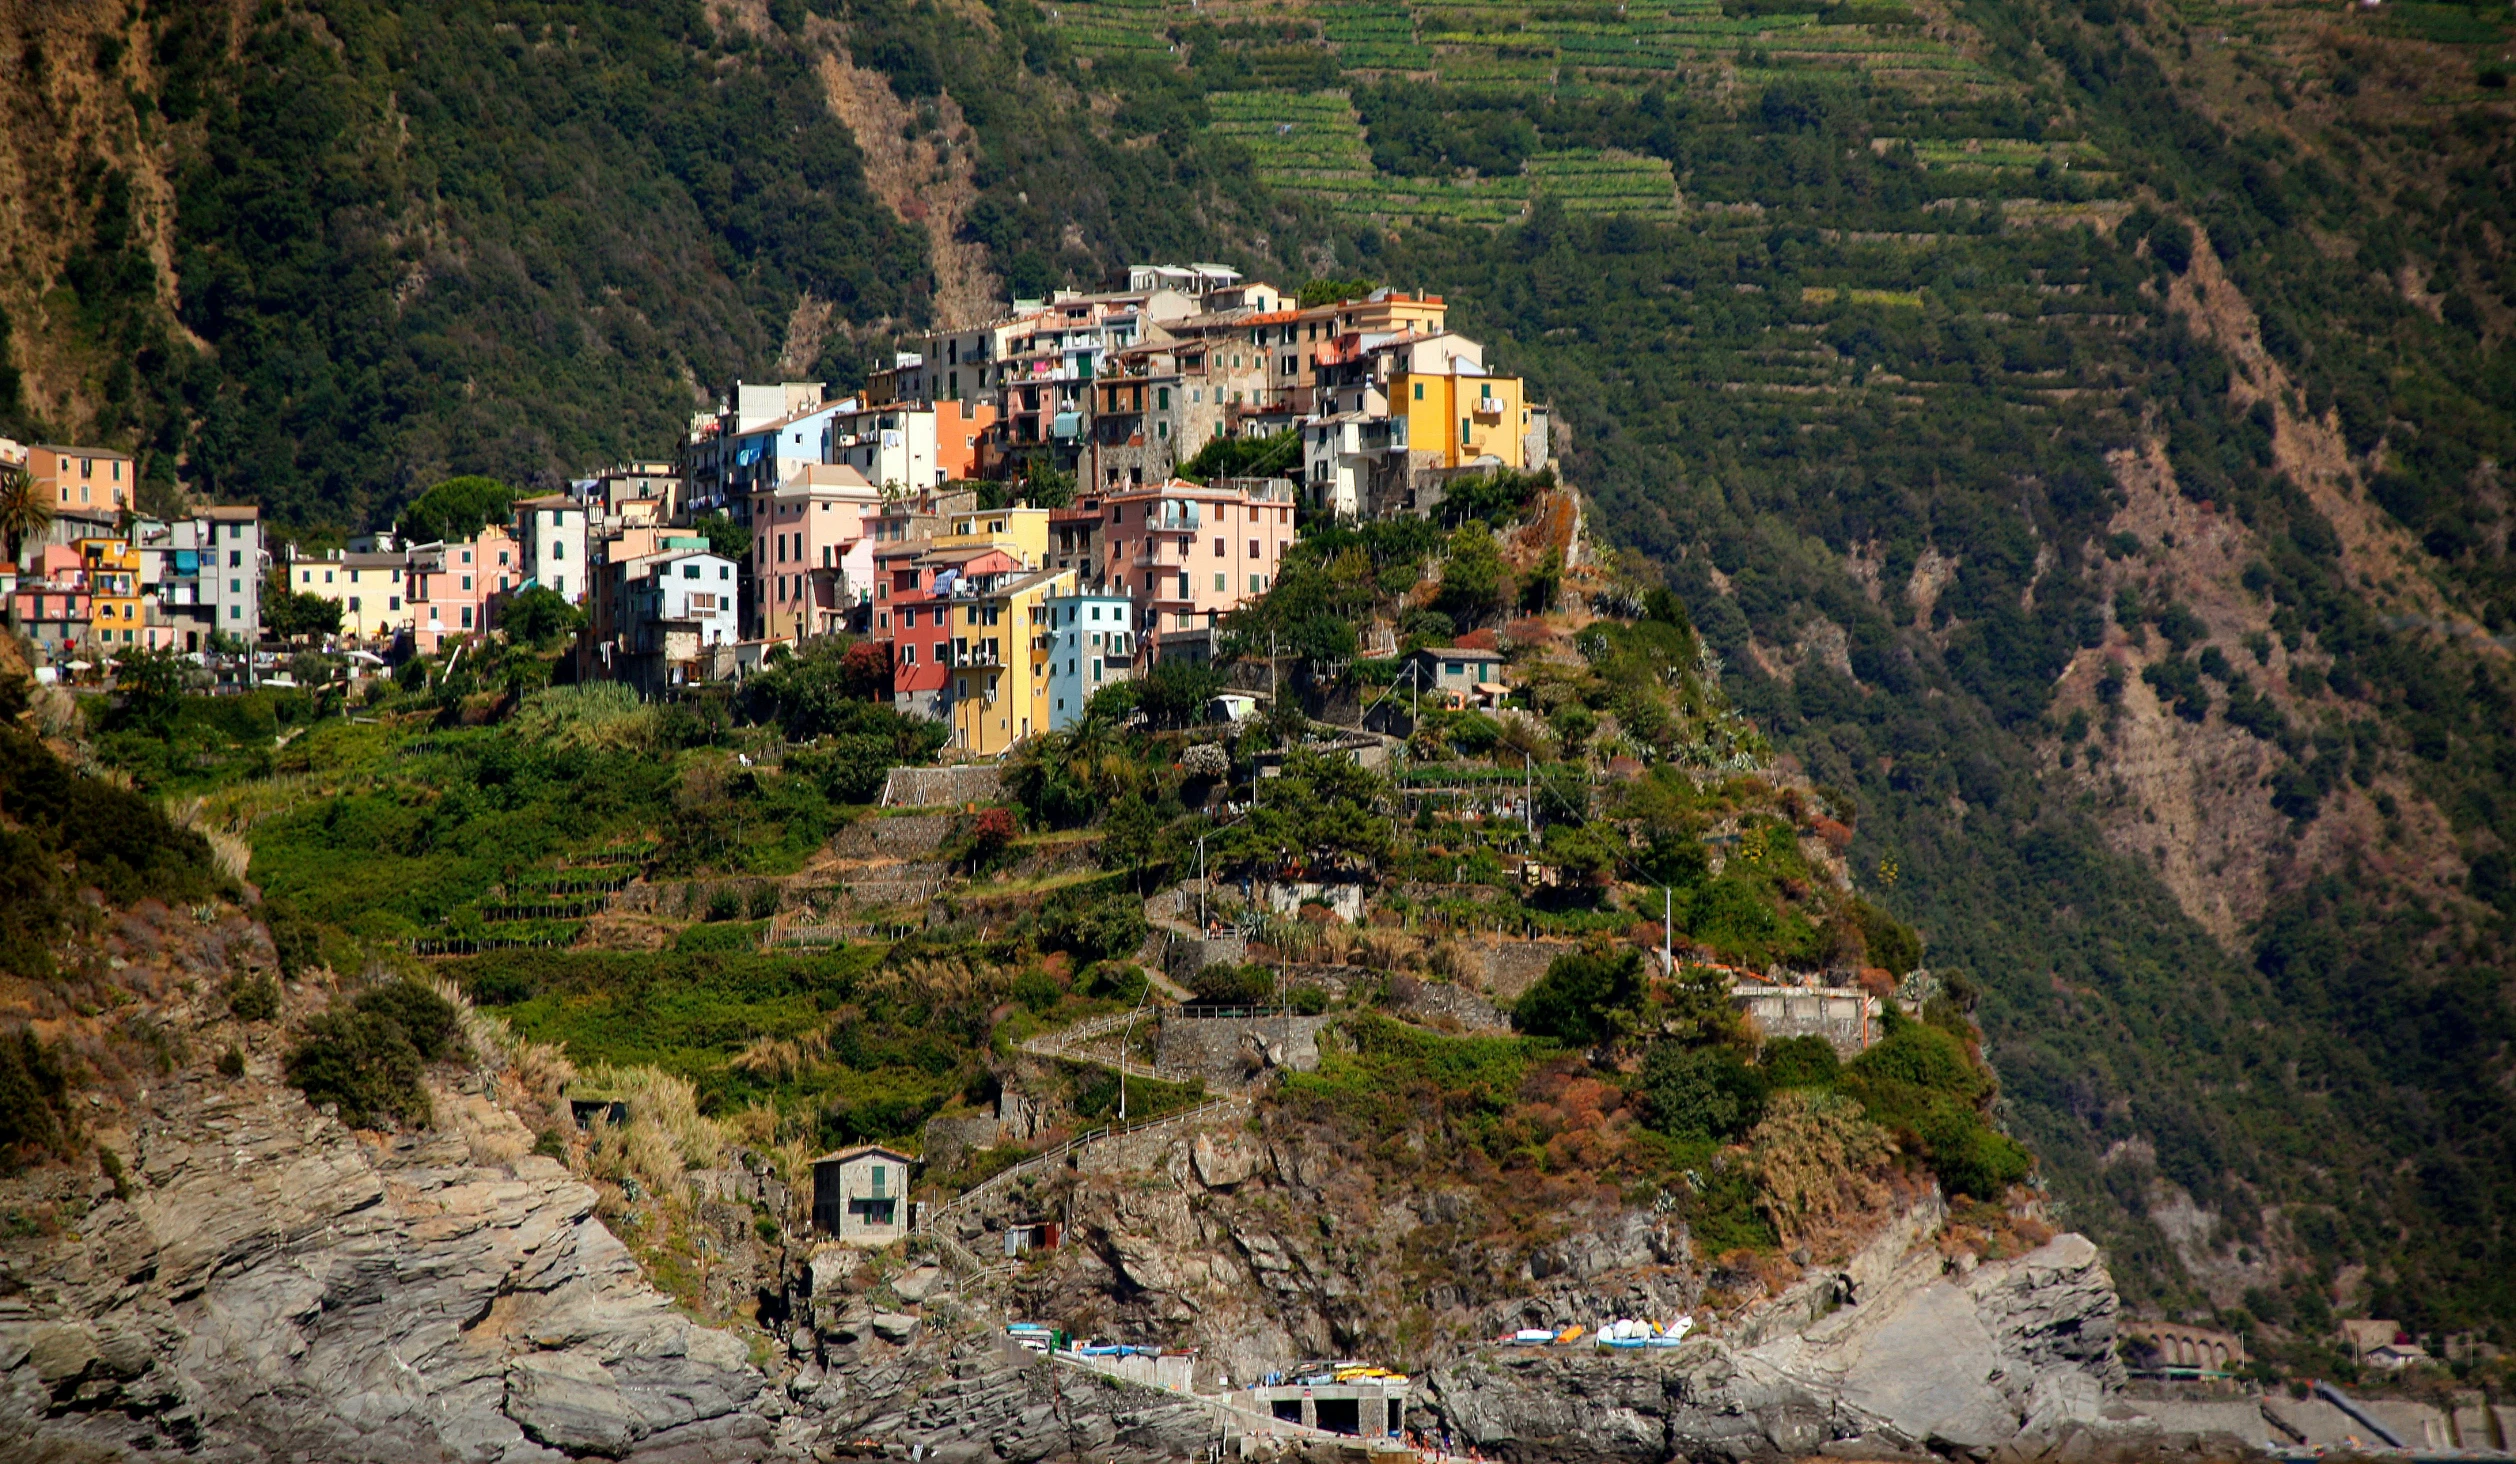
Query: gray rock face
0 1074 774 1463
1420 1226 2130 1464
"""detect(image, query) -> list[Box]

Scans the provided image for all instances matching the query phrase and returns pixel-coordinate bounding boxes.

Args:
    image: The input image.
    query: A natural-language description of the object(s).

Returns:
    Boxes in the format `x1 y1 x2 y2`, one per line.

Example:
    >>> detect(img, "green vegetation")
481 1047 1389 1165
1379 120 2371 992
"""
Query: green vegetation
284 979 467 1130
0 722 221 979
7 0 2511 1339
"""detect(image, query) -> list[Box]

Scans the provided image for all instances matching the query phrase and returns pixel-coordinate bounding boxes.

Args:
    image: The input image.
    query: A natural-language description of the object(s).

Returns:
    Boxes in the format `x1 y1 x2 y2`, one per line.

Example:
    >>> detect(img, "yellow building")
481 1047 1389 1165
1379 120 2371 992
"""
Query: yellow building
1391 365 1530 470
79 538 143 649
933 506 1051 569
947 566 1074 757
291 551 412 640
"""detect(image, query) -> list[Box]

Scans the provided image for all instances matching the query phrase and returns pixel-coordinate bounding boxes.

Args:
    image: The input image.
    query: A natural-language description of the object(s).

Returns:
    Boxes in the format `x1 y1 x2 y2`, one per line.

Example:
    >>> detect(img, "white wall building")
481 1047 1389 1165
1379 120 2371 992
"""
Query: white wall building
515 493 591 604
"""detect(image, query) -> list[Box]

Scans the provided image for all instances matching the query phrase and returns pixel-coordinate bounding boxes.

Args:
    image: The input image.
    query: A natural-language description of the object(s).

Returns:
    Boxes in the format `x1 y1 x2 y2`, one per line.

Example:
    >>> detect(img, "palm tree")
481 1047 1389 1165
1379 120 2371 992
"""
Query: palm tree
0 461 51 567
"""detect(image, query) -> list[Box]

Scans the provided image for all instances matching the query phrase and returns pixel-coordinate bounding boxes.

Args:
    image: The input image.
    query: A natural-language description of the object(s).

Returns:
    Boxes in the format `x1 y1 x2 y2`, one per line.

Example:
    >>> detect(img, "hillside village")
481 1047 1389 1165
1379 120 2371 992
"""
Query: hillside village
4 267 1544 727
6 273 2513 1457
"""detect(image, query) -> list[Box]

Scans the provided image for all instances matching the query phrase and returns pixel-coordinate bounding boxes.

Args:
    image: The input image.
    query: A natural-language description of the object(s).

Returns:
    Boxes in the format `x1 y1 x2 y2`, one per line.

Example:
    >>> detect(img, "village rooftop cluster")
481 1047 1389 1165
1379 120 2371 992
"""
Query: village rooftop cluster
2 267 1547 748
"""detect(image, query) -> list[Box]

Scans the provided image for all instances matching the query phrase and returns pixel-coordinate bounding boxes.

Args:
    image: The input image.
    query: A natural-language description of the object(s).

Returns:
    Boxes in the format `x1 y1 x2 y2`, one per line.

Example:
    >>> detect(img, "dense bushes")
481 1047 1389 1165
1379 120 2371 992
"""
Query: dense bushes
284 980 467 1130
0 1029 76 1171
0 723 220 977
1035 885 1151 963
1513 946 1643 1045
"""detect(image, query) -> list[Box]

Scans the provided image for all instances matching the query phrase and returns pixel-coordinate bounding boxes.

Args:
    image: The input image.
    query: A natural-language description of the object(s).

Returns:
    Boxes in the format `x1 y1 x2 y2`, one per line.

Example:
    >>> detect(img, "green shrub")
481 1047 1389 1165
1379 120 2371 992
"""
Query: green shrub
216 1046 247 1078
0 1028 75 1171
228 974 281 1022
1081 962 1150 1004
1037 887 1151 963
1288 983 1331 1015
1512 945 1642 1045
1841 1012 2032 1199
674 921 764 953
1640 1042 1769 1142
1011 969 1064 1013
284 980 466 1130
1761 1034 1842 1089
1192 961 1277 1005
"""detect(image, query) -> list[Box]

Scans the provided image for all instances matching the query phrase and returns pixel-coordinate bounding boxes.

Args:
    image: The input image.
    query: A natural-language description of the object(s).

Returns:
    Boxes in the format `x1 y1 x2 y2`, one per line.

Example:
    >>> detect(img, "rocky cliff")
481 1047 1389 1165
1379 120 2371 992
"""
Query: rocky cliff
0 899 2248 1464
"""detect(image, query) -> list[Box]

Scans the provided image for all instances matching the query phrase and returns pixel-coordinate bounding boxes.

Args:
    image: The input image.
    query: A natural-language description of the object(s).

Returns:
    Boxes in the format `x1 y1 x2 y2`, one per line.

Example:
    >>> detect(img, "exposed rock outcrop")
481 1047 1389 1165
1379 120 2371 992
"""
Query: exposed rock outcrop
1419 1223 2127 1464
0 1067 777 1463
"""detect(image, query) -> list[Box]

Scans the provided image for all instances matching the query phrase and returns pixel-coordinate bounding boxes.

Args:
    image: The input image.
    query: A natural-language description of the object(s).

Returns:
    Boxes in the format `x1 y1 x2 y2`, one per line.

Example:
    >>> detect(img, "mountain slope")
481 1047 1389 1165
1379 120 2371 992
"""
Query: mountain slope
1 0 2510 1341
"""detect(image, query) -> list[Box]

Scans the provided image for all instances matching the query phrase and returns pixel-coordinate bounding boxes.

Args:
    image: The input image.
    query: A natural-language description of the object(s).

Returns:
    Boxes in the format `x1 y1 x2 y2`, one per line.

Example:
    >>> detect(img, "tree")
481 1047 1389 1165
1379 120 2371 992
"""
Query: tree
1295 277 1377 308
1513 945 1643 1045
398 476 514 544
1640 1042 1768 1143
1137 657 1225 730
108 645 196 733
0 462 52 564
501 586 584 649
689 511 752 562
1179 428 1299 484
261 574 343 641
1435 522 1511 628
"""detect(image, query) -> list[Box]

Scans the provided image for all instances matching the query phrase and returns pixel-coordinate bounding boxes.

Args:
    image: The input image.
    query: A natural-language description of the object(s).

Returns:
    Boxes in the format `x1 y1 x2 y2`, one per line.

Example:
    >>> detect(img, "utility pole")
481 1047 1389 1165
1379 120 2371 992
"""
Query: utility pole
1663 887 1673 978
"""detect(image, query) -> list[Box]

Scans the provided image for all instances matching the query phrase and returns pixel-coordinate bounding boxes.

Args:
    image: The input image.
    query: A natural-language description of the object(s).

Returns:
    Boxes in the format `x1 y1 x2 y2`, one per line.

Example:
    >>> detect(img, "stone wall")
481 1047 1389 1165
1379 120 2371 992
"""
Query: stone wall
1156 1013 1338 1084
1471 938 1584 1001
881 764 1004 807
1734 986 1881 1057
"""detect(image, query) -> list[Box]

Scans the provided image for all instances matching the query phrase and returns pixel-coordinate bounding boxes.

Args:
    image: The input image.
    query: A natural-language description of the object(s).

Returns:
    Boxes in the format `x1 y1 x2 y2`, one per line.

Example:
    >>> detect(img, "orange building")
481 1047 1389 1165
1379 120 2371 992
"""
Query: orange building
31 445 136 514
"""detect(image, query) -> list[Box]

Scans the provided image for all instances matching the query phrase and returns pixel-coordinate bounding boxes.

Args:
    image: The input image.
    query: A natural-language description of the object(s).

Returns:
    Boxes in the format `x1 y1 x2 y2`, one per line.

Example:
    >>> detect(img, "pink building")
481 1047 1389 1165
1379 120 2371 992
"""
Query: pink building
408 525 519 653
746 463 882 640
1100 477 1299 650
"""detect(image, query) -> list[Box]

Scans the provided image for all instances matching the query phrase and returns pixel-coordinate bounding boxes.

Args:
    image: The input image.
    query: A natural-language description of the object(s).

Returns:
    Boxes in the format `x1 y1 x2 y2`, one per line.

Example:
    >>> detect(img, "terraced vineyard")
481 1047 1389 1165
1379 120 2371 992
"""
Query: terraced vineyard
1082 0 2072 220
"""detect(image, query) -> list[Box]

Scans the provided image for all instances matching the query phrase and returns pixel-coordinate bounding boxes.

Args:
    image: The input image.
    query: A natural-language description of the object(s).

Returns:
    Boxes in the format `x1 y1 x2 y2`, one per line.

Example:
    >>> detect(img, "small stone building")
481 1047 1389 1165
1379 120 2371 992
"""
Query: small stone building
811 1143 915 1245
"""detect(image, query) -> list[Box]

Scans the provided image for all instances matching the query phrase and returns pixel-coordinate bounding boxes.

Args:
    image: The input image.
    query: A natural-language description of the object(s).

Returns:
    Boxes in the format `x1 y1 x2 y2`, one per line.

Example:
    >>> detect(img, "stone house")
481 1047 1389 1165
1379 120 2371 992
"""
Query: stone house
810 1143 915 1245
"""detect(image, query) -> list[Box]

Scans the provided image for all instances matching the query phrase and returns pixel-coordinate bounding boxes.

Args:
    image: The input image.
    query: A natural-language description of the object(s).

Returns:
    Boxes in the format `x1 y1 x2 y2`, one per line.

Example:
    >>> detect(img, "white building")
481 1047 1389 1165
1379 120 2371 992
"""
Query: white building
821 401 944 492
515 493 591 603
1302 413 1407 520
617 548 740 693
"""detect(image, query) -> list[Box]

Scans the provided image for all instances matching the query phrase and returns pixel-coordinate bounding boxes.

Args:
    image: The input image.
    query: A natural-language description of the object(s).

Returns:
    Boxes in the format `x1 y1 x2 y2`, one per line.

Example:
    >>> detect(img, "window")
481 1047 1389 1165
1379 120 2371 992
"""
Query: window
1250 575 1263 592
553 541 564 560
461 575 472 591
389 596 400 611
1213 538 1224 557
1157 387 1170 410
300 571 313 585
1414 382 1424 401
229 605 239 620
230 578 241 594
462 550 472 565
498 550 510 566
350 597 361 613
461 607 475 629
902 643 916 664
720 566 731 580
1214 573 1226 591
1462 419 1472 444
1248 539 1260 558
1092 657 1103 682
682 565 700 580
228 550 241 568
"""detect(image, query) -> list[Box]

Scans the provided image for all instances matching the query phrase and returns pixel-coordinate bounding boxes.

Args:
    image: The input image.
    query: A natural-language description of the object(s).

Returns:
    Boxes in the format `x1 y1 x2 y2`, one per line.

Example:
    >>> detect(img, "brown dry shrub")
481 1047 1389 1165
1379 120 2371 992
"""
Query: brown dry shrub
1748 1090 1893 1245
